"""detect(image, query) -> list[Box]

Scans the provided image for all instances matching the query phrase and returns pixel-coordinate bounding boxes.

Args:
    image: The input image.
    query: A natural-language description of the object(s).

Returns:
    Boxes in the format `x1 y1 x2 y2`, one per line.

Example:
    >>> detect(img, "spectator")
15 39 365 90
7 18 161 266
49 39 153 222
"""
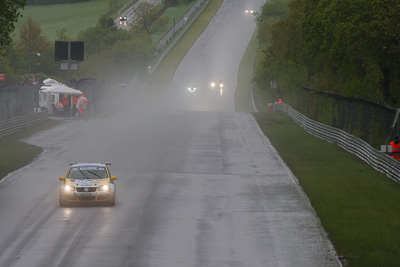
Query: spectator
72 95 79 116
56 101 64 115
62 95 70 109
390 136 400 161
76 93 88 117
62 95 70 115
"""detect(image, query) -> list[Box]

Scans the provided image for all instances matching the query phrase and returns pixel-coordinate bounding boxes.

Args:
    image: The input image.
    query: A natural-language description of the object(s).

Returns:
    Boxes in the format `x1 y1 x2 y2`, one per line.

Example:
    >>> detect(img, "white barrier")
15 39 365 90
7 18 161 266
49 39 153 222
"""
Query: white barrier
273 102 400 182
0 111 48 138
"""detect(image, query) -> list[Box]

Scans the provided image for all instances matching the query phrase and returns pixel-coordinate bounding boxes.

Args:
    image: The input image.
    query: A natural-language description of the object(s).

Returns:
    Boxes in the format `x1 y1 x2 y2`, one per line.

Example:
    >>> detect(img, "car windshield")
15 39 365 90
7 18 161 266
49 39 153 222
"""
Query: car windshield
68 166 108 179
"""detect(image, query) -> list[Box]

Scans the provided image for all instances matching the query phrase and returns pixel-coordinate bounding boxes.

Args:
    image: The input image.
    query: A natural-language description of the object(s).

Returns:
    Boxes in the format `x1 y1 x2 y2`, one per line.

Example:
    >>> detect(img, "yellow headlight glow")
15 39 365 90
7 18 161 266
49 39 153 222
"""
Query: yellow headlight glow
64 185 74 192
98 185 110 191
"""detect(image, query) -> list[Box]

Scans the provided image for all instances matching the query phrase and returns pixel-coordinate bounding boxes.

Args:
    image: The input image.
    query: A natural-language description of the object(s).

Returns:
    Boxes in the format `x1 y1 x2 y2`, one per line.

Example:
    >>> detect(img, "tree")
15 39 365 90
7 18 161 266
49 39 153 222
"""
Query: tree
132 2 168 35
0 0 27 46
56 28 72 41
17 17 51 74
255 0 400 106
164 0 195 6
76 15 154 83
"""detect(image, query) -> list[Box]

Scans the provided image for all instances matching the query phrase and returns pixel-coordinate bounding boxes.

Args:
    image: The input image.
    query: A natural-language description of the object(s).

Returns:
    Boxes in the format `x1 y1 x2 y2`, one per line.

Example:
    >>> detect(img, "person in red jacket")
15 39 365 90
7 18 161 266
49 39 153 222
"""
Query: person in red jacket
390 136 400 161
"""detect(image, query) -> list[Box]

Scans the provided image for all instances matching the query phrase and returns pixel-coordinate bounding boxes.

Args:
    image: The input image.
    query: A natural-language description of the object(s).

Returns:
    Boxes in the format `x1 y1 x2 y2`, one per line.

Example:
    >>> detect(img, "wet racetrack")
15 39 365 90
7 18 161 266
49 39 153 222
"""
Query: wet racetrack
0 1 339 266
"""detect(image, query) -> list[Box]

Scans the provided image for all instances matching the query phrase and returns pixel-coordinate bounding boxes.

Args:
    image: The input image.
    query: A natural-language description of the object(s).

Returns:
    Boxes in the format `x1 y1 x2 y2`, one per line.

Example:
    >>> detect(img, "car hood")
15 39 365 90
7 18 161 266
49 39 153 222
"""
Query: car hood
68 178 108 187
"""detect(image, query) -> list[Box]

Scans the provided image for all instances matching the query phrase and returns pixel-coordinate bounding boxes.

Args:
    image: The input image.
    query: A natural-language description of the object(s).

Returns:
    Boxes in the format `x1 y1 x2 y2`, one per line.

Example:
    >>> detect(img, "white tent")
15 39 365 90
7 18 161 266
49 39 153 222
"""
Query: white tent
40 78 82 95
39 79 82 113
40 84 82 95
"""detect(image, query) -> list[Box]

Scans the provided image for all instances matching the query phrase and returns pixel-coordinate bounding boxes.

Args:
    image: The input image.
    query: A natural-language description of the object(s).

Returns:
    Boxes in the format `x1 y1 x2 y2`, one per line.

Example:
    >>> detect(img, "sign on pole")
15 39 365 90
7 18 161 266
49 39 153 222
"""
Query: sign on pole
55 41 84 86
270 80 277 89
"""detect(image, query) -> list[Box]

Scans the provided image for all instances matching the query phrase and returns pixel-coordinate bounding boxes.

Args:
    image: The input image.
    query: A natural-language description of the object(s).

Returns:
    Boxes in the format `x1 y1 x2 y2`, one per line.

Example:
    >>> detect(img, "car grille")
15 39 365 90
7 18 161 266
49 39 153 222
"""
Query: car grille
78 196 96 201
76 187 97 192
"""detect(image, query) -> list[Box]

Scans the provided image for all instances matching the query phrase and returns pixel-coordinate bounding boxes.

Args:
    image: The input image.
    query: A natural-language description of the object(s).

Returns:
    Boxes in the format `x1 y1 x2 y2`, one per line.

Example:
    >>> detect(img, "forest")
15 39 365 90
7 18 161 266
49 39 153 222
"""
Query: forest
255 0 400 107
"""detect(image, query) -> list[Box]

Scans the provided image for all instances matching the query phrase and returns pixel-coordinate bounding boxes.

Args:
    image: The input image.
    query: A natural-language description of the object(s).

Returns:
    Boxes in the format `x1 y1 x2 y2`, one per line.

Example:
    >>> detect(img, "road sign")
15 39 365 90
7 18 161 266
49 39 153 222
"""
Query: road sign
60 63 79 70
270 80 277 89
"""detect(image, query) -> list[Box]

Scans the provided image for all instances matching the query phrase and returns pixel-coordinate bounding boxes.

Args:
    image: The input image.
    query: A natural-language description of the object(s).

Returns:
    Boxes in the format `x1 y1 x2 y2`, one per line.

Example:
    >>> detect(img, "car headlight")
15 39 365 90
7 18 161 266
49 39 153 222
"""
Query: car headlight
64 185 74 192
211 82 215 87
98 185 110 191
219 83 224 88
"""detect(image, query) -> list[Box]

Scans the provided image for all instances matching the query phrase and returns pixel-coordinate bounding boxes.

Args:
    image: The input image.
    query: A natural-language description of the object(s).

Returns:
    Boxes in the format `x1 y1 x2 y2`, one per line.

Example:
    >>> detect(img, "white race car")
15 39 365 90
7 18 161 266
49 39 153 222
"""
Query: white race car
187 85 197 93
245 9 254 14
210 80 224 89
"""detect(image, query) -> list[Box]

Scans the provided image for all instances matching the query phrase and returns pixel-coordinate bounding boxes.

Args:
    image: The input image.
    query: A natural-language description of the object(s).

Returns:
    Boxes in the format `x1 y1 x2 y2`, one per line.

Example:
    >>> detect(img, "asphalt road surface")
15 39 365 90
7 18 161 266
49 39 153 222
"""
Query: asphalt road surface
0 0 340 266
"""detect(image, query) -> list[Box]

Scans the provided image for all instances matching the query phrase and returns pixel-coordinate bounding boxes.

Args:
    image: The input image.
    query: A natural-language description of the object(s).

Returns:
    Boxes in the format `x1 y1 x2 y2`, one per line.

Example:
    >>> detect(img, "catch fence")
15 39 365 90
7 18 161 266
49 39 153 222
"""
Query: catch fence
273 102 400 182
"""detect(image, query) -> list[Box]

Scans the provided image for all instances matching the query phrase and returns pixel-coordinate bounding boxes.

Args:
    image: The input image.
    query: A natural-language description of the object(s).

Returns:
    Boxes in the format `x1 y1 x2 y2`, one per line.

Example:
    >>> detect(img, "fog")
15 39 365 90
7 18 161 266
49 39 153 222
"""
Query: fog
0 1 340 266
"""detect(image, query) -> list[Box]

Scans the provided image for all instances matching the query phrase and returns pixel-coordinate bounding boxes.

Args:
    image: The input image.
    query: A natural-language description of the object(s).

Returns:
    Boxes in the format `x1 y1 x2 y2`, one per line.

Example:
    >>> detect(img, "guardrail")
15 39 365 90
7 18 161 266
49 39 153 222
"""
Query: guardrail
273 102 400 182
156 0 206 51
0 111 48 138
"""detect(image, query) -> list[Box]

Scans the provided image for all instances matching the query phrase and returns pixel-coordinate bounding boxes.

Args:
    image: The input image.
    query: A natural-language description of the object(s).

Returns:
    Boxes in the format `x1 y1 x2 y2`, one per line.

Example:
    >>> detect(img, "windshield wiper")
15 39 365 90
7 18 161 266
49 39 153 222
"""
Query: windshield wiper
86 170 103 179
78 170 89 179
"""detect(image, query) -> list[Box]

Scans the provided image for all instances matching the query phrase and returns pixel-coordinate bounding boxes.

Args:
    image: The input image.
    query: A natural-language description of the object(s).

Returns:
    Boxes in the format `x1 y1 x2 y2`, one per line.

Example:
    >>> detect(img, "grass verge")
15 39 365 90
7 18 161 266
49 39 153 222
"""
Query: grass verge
235 10 400 265
0 119 61 180
234 29 258 112
253 112 400 266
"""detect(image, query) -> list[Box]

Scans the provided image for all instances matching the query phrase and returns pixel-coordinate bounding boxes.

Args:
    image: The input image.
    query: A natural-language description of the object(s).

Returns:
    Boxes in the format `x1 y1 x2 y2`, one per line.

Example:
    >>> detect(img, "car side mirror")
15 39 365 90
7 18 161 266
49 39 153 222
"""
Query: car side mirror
59 176 65 181
111 176 117 180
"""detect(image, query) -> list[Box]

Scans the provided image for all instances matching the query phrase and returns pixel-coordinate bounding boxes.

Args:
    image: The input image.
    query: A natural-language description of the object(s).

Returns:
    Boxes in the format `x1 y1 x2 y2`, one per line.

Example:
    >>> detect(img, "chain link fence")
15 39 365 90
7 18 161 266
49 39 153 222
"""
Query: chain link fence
291 85 400 148
0 85 40 121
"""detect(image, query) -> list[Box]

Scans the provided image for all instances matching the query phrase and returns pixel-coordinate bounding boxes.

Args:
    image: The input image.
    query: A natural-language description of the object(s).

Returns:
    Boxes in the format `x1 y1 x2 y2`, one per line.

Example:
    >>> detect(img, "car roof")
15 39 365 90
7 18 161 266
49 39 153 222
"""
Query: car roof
70 163 109 168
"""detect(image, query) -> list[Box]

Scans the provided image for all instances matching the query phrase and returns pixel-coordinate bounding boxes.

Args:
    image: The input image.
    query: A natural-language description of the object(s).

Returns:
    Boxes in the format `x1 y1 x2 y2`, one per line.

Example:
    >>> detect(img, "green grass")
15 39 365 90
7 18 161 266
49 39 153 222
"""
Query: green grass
16 0 134 40
234 29 258 112
253 112 400 266
0 119 62 180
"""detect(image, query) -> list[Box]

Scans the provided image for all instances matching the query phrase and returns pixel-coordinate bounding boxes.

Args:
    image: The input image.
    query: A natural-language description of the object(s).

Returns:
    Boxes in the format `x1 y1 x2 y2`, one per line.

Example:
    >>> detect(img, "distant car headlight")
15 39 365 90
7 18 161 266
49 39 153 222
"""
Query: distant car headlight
219 83 224 88
98 185 110 191
64 185 74 192
211 82 216 87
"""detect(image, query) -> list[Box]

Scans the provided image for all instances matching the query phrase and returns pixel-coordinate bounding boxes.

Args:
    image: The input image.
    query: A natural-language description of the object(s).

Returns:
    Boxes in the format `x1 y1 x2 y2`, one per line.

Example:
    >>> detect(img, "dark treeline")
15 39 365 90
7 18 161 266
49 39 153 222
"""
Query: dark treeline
26 0 90 5
255 0 400 107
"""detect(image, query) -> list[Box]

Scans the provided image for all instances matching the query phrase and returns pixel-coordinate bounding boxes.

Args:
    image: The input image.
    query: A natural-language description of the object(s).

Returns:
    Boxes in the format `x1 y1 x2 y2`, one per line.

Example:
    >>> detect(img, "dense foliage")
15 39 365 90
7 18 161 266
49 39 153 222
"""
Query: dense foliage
26 0 91 5
164 0 196 7
132 2 168 35
0 0 27 46
255 0 400 107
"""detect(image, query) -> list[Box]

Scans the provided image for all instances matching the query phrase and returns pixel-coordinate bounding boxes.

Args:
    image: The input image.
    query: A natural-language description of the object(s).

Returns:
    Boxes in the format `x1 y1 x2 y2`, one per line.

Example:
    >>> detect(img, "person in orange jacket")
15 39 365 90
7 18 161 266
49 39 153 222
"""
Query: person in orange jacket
62 95 70 108
71 95 79 117
390 136 400 161
76 93 88 117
